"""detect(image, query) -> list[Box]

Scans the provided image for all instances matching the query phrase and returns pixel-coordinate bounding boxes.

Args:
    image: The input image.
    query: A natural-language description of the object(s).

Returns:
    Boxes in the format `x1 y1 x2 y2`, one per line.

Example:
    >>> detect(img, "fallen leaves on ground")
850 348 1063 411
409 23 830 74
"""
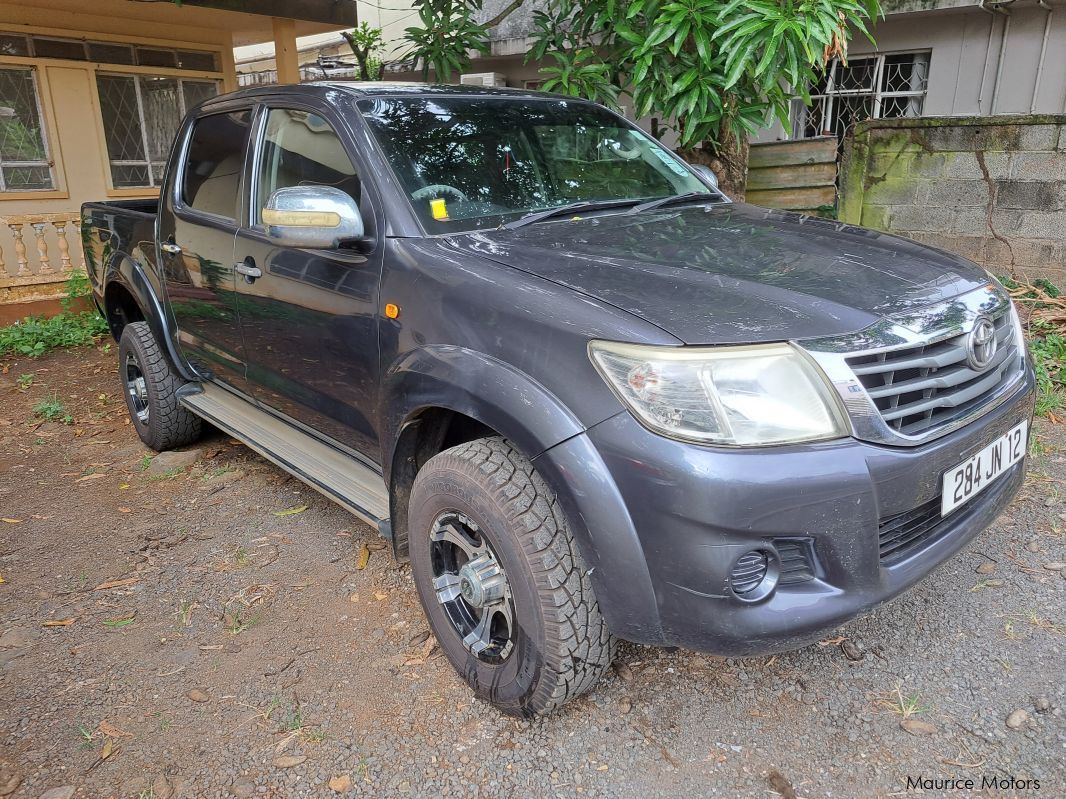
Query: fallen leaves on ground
355 543 370 570
97 720 131 738
41 618 75 627
272 755 306 768
93 576 141 591
102 613 135 628
272 505 307 517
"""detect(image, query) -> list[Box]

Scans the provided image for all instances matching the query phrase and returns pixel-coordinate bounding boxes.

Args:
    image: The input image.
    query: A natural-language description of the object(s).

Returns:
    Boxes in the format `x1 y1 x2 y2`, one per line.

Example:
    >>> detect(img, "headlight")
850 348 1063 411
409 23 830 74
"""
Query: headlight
589 340 849 446
1008 299 1028 365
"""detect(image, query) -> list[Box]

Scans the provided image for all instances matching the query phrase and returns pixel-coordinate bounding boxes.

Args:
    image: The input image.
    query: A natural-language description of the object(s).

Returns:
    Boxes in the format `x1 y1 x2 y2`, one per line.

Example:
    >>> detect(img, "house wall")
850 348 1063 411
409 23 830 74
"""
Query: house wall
757 1 1066 142
0 4 235 303
838 115 1066 285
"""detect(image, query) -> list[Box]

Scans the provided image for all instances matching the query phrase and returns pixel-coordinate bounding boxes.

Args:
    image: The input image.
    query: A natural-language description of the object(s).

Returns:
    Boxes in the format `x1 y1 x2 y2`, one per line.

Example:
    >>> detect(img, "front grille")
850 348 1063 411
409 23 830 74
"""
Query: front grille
878 497 943 563
846 309 1018 437
776 539 816 584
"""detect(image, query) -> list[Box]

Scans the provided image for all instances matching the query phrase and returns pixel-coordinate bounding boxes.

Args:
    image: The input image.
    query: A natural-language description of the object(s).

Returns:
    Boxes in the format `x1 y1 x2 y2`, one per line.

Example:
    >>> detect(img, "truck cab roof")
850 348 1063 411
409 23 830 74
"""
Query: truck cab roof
200 81 571 112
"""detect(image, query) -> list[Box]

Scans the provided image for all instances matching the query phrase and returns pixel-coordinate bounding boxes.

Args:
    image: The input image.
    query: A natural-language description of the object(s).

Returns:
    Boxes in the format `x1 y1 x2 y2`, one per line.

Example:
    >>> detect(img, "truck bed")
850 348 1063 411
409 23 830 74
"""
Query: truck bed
81 198 160 307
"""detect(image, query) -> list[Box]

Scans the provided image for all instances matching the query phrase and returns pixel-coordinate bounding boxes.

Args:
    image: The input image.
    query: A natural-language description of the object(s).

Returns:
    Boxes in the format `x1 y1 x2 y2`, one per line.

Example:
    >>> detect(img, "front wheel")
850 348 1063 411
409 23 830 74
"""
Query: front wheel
408 437 615 716
118 321 202 452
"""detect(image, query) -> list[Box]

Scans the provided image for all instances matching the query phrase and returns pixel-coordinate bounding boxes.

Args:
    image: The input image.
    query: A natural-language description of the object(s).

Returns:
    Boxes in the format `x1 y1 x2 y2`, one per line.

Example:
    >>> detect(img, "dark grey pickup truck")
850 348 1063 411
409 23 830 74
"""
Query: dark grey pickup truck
82 82 1035 717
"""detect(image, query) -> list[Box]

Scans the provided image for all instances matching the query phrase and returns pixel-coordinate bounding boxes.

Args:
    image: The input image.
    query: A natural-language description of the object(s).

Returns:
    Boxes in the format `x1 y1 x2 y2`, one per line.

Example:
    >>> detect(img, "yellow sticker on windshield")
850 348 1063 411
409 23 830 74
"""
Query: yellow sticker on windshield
430 198 449 220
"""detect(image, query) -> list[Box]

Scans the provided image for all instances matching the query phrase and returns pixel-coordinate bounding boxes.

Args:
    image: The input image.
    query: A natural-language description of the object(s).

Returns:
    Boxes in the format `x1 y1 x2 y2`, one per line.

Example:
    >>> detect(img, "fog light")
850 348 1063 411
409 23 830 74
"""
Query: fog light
729 549 779 601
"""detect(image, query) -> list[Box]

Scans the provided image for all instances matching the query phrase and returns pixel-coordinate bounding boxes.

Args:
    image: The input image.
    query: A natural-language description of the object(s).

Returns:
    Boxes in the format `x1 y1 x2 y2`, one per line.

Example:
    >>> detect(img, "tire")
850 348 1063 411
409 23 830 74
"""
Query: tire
409 436 615 717
118 321 202 452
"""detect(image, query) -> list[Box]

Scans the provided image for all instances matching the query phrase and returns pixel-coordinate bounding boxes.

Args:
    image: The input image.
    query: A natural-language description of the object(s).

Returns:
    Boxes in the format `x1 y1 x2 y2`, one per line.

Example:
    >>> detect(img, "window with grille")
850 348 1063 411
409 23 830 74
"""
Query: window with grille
0 31 219 72
0 66 55 192
791 52 930 140
97 74 219 188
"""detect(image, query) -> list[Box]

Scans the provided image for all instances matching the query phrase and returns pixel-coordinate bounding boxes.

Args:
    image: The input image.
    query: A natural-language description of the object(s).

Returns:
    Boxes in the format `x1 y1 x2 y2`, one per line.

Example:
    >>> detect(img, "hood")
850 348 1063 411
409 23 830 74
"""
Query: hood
446 203 991 344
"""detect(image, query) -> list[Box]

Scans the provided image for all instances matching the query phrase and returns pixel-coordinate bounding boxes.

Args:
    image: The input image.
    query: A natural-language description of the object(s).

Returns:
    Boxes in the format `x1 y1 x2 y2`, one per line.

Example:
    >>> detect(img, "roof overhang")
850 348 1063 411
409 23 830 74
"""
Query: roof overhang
180 0 357 28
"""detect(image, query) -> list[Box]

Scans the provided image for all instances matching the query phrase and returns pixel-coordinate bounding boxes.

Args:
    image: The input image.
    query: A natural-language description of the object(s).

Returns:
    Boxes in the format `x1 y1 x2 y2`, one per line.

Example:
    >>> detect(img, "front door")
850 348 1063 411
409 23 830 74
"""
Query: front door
233 105 382 460
160 107 253 394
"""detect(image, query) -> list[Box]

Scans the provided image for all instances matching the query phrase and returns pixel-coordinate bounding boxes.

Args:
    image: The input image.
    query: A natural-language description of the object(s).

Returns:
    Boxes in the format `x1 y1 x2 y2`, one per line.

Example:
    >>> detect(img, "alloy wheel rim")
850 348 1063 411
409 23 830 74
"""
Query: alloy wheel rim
429 511 515 663
124 352 149 424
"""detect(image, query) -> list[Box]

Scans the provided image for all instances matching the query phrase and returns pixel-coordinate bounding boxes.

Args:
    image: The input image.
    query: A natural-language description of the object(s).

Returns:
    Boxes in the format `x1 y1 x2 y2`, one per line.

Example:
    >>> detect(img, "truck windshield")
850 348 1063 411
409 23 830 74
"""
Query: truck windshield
357 95 719 234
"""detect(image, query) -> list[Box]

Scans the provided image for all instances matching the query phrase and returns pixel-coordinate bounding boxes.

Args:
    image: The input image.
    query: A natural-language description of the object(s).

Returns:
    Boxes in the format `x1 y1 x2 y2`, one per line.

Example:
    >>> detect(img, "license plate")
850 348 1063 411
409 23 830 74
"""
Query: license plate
941 420 1027 516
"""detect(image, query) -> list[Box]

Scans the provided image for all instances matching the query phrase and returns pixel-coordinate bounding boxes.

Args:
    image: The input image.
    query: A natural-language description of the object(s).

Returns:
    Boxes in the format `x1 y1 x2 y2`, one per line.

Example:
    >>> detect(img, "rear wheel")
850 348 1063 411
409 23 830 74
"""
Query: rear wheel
118 321 202 452
409 436 615 716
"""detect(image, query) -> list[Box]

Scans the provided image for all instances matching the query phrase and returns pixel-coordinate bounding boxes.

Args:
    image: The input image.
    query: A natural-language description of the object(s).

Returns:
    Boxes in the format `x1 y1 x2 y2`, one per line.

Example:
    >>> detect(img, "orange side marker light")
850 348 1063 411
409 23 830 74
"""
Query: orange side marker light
384 303 400 319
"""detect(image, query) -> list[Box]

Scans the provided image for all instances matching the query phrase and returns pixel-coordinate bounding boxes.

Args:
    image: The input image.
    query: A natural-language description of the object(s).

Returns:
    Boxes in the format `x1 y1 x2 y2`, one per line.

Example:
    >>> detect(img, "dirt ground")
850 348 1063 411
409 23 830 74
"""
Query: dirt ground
1 346 1064 799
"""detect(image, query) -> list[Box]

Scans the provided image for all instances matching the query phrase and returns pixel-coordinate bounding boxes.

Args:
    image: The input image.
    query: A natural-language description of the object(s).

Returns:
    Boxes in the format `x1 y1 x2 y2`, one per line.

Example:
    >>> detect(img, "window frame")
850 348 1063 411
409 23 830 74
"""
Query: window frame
249 105 362 228
791 50 930 140
94 71 223 193
173 106 255 225
0 63 64 198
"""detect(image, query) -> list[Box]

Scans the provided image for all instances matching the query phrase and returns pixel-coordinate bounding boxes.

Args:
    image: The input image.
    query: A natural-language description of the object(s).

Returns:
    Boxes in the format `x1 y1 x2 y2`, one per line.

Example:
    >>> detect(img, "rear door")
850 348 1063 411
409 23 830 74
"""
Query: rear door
232 103 383 459
159 106 253 394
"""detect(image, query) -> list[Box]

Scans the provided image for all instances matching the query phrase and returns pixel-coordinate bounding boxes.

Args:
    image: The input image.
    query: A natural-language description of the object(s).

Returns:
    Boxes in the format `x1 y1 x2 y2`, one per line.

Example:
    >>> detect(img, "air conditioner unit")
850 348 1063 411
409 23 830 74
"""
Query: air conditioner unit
460 72 507 87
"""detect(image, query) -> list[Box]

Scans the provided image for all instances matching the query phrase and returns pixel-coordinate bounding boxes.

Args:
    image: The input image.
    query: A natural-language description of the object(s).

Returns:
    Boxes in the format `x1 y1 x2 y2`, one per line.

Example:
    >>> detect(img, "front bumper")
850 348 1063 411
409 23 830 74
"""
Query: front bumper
536 365 1035 654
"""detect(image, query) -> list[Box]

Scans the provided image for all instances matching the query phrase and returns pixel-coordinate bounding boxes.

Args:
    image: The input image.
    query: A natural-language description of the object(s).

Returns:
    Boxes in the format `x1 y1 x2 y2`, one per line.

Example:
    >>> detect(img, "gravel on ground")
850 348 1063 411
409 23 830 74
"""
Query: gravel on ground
1 347 1063 798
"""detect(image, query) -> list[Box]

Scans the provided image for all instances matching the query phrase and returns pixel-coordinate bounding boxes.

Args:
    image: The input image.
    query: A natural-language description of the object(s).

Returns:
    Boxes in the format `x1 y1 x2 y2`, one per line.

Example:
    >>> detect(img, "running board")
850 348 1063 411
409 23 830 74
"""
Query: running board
178 383 390 530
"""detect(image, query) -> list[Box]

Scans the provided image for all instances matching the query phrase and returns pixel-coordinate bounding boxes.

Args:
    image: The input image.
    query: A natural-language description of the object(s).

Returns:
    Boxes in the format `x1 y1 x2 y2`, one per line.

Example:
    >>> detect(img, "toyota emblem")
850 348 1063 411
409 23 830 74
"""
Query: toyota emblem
966 316 998 370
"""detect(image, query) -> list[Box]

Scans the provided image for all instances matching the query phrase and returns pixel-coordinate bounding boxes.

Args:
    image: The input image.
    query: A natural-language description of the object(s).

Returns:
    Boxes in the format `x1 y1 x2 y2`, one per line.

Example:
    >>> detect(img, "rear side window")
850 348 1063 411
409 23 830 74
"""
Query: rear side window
182 110 251 219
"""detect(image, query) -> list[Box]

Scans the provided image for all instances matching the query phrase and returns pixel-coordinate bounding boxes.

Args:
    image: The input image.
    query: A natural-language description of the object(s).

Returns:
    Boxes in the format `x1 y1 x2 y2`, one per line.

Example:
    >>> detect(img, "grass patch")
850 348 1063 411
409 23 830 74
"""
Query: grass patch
878 682 929 719
0 311 107 359
33 393 69 423
1002 277 1064 418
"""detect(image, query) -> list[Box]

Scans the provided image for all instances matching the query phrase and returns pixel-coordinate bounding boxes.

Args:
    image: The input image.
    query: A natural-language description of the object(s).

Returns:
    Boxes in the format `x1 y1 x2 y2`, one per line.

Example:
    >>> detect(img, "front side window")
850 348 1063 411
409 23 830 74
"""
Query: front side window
182 110 251 219
97 74 219 188
254 108 360 223
792 52 930 140
0 66 55 191
359 97 712 233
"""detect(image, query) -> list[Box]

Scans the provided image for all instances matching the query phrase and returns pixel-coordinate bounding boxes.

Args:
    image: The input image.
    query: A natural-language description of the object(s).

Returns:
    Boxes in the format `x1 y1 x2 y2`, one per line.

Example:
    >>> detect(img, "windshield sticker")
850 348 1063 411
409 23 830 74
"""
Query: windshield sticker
430 198 449 220
651 149 690 177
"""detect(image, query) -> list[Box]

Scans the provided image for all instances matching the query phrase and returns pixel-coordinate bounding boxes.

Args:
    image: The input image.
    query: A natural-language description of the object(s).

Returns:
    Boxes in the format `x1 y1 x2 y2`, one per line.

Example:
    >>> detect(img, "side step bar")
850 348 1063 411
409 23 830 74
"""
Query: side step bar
178 383 390 531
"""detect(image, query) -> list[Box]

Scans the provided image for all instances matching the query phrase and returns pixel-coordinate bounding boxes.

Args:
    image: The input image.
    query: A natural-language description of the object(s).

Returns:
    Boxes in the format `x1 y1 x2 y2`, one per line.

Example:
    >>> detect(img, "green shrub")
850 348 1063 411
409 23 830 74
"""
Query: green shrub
0 311 108 358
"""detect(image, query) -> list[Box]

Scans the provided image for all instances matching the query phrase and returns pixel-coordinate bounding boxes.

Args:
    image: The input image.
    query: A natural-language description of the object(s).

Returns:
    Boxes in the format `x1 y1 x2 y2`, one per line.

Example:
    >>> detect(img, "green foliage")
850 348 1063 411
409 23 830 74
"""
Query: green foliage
0 311 107 358
61 268 92 312
342 22 387 80
404 0 489 80
404 0 881 150
1029 318 1065 417
33 393 66 422
0 117 46 161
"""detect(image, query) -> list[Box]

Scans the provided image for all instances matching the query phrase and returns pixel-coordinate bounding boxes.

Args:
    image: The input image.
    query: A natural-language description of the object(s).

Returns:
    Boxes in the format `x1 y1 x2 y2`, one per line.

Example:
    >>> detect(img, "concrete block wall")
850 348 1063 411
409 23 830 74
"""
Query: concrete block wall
839 115 1066 286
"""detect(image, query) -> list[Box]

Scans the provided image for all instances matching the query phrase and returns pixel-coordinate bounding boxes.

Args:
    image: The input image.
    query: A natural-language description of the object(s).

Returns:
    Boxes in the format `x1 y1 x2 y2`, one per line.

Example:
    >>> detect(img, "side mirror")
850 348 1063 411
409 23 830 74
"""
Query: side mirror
691 164 719 190
262 186 364 249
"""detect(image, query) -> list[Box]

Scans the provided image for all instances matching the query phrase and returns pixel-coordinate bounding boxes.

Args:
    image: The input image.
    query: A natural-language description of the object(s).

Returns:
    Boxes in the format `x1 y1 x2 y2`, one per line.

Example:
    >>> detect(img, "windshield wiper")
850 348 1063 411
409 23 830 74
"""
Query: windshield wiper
627 191 718 215
501 199 640 230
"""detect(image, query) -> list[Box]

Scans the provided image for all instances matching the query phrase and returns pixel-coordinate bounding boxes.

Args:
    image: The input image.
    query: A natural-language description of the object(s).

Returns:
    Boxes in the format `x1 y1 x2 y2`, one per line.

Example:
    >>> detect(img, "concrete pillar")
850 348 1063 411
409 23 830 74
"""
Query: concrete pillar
272 17 299 85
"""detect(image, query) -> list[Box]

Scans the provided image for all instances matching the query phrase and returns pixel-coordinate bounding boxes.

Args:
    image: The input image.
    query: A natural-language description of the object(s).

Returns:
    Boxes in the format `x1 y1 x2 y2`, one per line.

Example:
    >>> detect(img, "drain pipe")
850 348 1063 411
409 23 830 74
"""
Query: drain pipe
1032 0 1053 113
980 0 1014 115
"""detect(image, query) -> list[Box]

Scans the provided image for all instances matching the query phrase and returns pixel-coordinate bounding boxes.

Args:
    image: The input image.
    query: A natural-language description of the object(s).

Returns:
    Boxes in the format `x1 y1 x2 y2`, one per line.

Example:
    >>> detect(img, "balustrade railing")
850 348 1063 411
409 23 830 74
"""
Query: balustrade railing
0 213 85 296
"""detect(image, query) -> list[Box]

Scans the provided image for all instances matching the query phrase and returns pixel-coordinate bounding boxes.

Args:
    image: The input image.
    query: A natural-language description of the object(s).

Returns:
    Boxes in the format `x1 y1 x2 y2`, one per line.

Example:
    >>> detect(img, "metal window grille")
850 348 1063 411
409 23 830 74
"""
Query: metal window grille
0 66 55 192
791 52 930 141
0 31 219 72
97 74 219 188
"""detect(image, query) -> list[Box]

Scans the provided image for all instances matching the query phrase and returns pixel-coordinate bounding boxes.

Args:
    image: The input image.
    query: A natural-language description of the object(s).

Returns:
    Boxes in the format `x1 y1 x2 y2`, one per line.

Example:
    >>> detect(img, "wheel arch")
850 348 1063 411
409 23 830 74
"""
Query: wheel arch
380 348 664 644
103 255 197 382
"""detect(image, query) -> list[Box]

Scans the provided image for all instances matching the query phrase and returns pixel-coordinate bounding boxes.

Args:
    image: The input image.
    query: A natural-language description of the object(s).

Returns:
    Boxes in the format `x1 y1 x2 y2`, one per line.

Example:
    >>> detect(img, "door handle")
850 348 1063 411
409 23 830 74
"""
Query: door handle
235 261 262 280
160 242 182 255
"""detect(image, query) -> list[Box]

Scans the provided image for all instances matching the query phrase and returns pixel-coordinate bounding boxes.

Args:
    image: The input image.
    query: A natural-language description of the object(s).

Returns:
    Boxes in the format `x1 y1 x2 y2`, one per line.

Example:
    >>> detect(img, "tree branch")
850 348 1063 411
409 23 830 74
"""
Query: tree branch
483 0 525 30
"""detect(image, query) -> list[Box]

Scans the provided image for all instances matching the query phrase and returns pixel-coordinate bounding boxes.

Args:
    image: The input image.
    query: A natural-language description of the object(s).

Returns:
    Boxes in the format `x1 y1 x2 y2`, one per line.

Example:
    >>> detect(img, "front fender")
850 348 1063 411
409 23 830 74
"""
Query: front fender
381 347 663 644
381 346 585 477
